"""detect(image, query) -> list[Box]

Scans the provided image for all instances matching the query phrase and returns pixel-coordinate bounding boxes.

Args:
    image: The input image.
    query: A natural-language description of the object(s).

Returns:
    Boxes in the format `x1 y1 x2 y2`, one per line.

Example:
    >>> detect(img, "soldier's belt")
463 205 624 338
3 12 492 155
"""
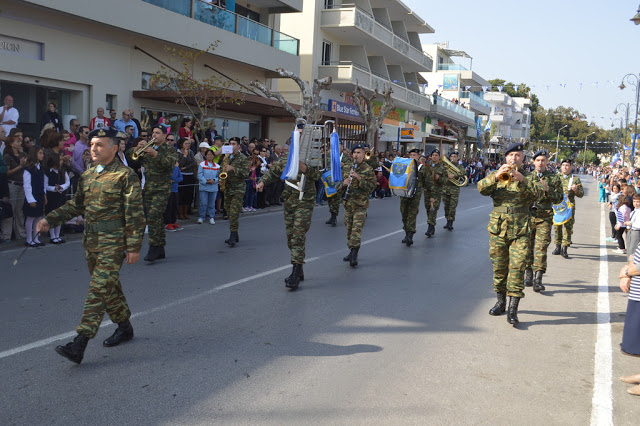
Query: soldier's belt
492 206 530 214
85 220 125 233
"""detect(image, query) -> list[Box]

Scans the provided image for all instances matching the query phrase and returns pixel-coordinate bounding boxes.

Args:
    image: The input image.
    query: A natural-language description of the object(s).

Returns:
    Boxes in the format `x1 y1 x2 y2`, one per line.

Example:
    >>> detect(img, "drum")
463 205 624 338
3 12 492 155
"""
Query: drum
389 157 417 198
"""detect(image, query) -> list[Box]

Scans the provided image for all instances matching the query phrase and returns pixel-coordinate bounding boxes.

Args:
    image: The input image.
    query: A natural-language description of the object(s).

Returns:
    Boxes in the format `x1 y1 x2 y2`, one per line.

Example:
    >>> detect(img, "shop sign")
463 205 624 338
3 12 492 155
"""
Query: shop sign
400 128 414 139
0 35 43 60
328 99 361 118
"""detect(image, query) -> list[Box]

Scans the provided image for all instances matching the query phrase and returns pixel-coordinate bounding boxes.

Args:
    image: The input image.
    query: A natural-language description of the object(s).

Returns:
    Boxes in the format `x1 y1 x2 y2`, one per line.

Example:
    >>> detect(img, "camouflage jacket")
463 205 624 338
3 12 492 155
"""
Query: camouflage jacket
558 173 584 205
141 142 177 187
225 153 250 192
45 159 145 253
429 161 447 192
366 153 379 170
415 163 432 193
259 155 321 205
531 170 563 219
342 160 377 208
478 167 545 239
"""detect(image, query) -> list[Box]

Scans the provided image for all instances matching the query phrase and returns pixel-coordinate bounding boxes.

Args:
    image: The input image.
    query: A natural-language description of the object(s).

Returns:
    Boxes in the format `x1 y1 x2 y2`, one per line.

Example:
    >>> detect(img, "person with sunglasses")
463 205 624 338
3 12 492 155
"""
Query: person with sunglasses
113 110 138 139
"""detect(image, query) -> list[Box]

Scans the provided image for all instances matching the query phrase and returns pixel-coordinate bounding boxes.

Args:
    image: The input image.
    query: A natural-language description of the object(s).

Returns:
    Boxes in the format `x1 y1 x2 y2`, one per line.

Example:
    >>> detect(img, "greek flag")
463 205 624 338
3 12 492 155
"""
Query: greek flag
484 119 492 132
330 131 342 182
281 128 300 180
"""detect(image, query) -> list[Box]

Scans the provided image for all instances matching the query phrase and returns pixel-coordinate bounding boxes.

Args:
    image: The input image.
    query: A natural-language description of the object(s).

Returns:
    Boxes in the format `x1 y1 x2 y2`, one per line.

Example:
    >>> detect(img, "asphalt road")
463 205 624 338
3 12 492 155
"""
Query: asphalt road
1 177 638 425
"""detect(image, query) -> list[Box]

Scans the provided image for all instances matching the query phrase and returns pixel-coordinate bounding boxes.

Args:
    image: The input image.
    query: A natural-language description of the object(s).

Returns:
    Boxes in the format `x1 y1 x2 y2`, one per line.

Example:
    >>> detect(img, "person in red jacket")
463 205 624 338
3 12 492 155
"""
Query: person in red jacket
89 107 111 130
374 170 388 199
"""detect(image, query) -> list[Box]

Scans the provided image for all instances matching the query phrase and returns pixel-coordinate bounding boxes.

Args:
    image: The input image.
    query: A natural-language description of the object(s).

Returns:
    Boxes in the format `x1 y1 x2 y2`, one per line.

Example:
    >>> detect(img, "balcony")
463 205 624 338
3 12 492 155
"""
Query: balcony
461 91 491 115
430 96 476 126
142 0 299 55
321 5 432 72
436 63 468 71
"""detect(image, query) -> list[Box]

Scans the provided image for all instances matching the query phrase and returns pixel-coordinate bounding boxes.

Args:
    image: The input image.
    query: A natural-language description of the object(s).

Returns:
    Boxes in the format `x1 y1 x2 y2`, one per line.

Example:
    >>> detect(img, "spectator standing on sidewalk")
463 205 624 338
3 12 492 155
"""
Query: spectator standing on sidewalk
164 161 183 232
197 149 219 224
614 196 632 254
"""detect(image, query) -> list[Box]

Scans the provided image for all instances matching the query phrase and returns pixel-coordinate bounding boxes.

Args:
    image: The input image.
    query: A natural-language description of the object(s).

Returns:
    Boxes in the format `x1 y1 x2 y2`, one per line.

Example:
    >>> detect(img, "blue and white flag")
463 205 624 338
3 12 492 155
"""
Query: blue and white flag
330 131 342 183
484 119 492 132
281 127 300 180
476 117 483 149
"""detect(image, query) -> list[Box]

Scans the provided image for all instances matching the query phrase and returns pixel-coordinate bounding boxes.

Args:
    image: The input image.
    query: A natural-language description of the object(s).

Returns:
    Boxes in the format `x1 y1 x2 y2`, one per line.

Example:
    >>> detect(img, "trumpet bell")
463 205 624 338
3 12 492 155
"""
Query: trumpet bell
219 172 228 180
365 151 372 160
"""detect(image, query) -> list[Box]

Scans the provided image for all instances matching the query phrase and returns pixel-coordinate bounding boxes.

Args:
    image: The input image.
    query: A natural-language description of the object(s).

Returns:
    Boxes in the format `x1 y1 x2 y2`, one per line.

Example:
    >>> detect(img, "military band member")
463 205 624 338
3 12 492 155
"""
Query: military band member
442 151 466 231
524 150 563 292
37 128 145 364
551 159 584 259
223 137 249 247
342 144 377 267
133 125 177 262
425 149 445 237
478 142 546 325
325 144 351 227
400 149 433 246
257 154 321 290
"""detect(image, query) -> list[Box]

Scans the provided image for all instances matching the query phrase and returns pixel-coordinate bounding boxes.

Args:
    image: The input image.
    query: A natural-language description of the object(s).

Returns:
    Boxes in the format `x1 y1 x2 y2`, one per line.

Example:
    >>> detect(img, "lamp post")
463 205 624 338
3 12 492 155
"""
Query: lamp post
612 117 626 166
614 102 632 166
583 131 596 166
555 124 568 161
619 73 640 166
632 4 640 25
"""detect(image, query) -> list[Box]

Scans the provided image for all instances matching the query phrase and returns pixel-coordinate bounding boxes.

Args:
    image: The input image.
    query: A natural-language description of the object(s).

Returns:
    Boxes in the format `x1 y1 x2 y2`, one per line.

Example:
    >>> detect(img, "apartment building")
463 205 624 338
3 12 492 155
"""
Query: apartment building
0 0 302 141
481 91 531 156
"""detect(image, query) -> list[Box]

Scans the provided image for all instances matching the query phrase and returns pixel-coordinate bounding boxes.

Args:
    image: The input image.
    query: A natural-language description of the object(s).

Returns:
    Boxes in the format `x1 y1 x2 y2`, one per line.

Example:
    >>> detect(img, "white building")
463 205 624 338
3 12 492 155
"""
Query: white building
483 92 531 147
1 0 303 142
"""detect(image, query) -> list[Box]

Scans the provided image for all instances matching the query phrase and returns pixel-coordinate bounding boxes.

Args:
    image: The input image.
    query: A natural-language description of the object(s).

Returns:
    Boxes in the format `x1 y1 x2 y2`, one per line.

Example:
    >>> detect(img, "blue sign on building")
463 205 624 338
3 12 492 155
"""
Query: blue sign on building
328 99 361 118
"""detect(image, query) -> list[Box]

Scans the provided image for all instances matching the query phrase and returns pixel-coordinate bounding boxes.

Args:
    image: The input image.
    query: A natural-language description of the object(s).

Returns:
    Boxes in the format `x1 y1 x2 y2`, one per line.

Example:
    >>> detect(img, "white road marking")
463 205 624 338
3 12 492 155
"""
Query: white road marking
590 205 613 425
0 203 492 360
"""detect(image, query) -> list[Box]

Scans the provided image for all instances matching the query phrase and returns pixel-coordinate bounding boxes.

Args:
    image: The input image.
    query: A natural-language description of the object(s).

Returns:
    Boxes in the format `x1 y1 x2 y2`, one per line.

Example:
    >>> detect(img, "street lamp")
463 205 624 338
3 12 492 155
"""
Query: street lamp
612 116 626 166
619 73 640 166
583 131 596 166
614 102 632 166
555 124 568 161
632 4 640 25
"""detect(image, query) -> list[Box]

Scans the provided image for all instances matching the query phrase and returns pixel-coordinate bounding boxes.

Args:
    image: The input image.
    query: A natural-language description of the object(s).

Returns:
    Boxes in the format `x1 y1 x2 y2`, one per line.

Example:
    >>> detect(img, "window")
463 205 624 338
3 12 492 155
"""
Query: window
324 0 334 9
321 40 332 66
106 94 116 111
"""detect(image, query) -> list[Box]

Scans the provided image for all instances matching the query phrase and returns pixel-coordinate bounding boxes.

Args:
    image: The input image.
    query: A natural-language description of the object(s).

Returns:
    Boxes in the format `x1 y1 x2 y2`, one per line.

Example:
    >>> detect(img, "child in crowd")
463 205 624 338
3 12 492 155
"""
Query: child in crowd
614 196 633 254
44 155 70 244
197 149 219 224
598 177 607 203
626 194 640 260
609 184 622 241
23 146 46 248
164 161 183 232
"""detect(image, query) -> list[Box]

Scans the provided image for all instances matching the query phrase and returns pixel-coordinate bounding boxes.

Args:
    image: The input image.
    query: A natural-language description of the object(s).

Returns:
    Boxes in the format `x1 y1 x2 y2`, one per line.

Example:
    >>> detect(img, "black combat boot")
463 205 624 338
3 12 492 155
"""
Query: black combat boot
225 232 238 247
507 296 520 325
533 270 545 292
448 221 454 231
55 334 89 364
285 264 304 284
402 231 409 244
326 213 337 226
350 247 359 267
285 264 302 290
144 246 163 262
343 250 353 262
551 245 561 255
443 220 453 230
489 292 507 316
561 246 569 259
524 268 533 287
406 232 414 247
425 224 435 237
103 320 134 347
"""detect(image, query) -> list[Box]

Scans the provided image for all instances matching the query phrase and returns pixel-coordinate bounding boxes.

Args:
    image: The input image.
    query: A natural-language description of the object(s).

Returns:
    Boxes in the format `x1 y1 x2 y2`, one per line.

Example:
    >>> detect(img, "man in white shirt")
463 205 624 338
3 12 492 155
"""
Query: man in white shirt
89 107 111 130
0 95 19 135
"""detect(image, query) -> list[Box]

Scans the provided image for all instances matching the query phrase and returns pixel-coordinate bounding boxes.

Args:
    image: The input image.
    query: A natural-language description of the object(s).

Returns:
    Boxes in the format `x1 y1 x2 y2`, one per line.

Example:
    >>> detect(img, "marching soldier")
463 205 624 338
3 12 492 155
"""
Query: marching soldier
524 150 563 292
425 149 445 237
478 142 546 325
442 151 466 231
222 137 249 247
325 144 351 227
37 128 145 364
400 148 433 246
551 159 584 259
132 125 177 262
257 153 321 290
342 144 377 267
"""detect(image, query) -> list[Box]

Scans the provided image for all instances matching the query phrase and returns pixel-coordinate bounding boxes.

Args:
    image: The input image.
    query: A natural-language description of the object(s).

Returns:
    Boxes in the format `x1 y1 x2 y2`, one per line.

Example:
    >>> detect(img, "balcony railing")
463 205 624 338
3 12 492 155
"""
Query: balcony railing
142 0 299 55
460 91 490 108
436 64 468 71
437 97 476 120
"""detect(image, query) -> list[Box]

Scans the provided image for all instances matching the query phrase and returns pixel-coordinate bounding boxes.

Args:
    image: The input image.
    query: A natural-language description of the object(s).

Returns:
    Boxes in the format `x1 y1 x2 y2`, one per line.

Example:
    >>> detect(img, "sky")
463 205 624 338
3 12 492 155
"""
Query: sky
403 0 640 132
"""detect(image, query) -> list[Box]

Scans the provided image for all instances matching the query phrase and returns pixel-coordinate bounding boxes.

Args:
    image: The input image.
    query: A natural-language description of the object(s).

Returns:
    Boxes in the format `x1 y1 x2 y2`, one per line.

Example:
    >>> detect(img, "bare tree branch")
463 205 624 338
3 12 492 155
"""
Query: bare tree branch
250 80 300 118
353 82 394 146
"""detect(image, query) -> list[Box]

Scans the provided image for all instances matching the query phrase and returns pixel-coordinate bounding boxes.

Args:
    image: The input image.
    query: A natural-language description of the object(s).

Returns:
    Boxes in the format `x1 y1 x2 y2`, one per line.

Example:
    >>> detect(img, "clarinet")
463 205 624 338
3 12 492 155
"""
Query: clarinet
342 163 357 201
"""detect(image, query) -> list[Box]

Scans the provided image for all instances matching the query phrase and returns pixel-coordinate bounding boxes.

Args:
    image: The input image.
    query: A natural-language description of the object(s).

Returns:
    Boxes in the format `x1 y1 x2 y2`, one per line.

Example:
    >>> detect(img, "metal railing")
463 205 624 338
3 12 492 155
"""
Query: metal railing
436 63 468 71
460 91 491 108
321 60 370 72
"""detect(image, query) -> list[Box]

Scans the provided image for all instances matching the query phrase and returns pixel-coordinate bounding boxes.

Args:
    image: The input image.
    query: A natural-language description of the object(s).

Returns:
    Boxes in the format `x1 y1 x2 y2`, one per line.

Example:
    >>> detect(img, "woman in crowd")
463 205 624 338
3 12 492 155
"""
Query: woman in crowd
44 154 70 244
23 146 46 247
116 138 128 167
22 135 34 153
194 142 210 165
614 196 632 254
618 245 640 395
609 184 622 241
178 118 193 140
4 133 27 240
40 102 63 132
243 148 259 212
197 149 219 224
177 137 196 220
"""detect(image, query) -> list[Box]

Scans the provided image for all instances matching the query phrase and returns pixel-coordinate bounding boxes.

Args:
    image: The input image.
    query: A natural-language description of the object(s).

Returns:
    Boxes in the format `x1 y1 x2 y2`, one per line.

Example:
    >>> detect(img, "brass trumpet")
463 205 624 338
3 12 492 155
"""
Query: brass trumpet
131 137 158 160
365 151 372 160
497 164 517 184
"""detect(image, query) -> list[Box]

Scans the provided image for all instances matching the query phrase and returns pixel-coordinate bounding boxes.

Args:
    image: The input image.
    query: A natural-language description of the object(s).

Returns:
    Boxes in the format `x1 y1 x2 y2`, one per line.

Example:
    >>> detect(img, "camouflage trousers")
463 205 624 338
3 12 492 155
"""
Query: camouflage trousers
344 202 368 249
144 185 171 247
554 209 576 247
400 189 422 232
442 187 460 221
285 201 314 264
526 215 553 272
77 249 131 338
224 187 245 232
489 233 530 298
424 189 443 225
328 190 341 215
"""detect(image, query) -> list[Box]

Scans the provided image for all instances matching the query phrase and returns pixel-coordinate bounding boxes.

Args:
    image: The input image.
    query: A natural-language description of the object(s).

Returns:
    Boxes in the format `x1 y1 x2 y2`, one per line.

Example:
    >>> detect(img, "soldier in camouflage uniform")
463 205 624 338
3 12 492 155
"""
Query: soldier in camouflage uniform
342 144 377 267
222 137 249 247
524 150 563 292
424 149 446 237
478 142 546 325
257 152 321 290
130 126 177 262
399 149 433 246
441 151 466 231
37 128 145 364
551 159 584 259
325 145 351 227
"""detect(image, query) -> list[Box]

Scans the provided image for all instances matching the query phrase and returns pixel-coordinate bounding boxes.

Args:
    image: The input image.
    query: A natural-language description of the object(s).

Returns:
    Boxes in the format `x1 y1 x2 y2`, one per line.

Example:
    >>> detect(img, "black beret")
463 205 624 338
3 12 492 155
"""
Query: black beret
505 142 524 155
430 148 440 156
409 148 420 154
532 150 548 160
561 158 573 165
88 127 121 139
